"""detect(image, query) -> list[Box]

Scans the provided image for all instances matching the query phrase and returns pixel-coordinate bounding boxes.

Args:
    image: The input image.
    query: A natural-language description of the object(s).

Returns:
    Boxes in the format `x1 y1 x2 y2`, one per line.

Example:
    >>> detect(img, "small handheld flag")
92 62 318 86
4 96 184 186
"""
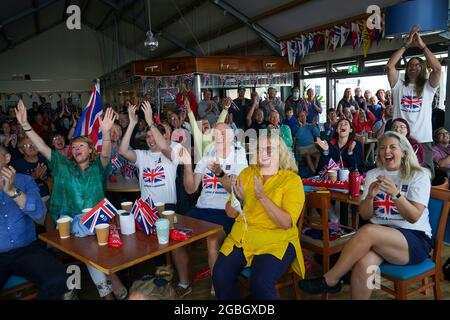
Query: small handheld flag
131 197 160 235
80 198 118 232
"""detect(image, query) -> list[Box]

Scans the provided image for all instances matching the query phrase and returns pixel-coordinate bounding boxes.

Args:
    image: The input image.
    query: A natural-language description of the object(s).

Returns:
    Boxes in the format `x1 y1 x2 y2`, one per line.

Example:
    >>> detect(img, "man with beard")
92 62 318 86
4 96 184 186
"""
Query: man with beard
386 25 441 177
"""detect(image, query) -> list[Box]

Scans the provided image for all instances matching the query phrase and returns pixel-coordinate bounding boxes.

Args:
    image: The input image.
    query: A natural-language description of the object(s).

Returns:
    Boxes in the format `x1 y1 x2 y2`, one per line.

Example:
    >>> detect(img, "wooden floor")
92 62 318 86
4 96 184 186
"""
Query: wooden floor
74 240 450 300
5 239 449 300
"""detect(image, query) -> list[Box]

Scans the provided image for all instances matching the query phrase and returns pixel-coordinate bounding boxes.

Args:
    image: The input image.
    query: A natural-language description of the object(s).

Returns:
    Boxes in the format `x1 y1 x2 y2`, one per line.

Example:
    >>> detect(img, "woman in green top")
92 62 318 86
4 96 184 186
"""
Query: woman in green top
15 100 127 300
268 110 293 150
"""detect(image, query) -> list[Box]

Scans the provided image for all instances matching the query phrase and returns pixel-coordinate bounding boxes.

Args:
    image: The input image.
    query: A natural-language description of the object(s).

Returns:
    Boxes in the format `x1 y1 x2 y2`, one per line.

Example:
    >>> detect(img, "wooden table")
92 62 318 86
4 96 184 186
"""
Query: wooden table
38 214 223 275
107 175 140 193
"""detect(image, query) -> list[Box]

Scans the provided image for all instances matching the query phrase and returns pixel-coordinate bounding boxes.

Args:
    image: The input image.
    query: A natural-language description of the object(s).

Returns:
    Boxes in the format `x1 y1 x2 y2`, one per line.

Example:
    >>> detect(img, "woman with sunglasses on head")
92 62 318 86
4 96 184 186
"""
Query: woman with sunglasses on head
15 100 128 300
299 131 432 299
386 25 441 178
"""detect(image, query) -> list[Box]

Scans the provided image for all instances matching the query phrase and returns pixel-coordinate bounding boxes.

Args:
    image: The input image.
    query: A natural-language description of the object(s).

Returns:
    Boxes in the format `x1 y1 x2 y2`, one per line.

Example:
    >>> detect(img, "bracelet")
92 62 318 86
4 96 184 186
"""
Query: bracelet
420 45 427 50
23 128 32 132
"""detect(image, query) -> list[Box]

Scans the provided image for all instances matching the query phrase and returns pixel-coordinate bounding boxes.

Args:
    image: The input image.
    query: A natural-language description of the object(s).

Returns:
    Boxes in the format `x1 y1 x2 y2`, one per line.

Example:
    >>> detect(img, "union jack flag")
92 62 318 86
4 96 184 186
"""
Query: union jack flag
121 161 136 178
373 193 399 218
131 197 159 235
143 165 165 184
112 154 121 170
73 83 103 151
202 172 223 190
319 158 341 178
401 95 422 112
80 198 118 232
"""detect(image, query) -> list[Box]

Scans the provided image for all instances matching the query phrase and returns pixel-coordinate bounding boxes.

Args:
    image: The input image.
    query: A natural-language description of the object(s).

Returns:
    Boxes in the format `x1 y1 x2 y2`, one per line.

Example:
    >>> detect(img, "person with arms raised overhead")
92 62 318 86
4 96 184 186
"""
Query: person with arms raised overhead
15 100 127 300
386 24 441 177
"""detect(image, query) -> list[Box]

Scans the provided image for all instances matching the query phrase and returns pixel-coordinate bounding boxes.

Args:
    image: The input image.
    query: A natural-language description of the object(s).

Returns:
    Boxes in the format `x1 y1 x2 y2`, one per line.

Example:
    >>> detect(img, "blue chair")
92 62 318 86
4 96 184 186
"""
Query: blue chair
1 276 37 300
379 187 450 300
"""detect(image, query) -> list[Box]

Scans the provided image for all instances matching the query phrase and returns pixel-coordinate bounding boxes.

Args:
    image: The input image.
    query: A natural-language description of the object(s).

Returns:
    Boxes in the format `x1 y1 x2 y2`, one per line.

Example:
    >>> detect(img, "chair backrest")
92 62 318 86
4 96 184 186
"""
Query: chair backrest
304 191 331 244
427 187 450 264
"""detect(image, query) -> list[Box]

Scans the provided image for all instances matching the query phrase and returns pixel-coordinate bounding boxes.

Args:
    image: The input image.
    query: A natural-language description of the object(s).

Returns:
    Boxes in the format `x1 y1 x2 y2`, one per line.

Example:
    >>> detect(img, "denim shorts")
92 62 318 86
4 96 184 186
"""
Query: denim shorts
395 227 432 265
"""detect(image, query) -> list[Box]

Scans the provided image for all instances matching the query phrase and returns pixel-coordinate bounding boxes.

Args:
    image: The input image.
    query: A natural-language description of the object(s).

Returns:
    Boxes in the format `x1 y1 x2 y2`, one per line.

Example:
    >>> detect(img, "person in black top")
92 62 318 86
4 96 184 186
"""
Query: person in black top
432 95 444 133
12 136 50 199
232 86 252 130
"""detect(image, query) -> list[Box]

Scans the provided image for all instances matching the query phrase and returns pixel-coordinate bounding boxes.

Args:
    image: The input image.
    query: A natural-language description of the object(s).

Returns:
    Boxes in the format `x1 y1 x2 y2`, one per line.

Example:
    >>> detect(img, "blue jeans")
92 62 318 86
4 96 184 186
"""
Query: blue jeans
213 243 296 300
0 241 67 299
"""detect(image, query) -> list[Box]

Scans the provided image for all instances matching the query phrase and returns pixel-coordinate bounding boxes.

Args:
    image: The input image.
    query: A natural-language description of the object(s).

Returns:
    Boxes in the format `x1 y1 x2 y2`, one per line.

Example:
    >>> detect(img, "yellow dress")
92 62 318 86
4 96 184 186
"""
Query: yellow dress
220 166 305 277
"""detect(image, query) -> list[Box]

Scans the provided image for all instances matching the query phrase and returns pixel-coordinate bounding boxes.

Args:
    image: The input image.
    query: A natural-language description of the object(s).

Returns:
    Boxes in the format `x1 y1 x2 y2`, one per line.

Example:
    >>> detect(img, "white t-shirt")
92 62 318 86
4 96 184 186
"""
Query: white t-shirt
195 143 248 210
392 77 437 143
134 143 181 204
361 167 432 237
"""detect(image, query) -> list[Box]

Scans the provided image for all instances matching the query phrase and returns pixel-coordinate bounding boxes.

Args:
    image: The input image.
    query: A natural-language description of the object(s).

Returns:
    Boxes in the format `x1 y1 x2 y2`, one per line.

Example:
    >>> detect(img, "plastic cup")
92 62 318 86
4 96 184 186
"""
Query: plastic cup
115 209 127 228
155 219 170 245
121 201 133 212
155 202 165 214
57 217 72 239
162 210 175 229
95 224 110 246
338 169 350 182
328 170 338 182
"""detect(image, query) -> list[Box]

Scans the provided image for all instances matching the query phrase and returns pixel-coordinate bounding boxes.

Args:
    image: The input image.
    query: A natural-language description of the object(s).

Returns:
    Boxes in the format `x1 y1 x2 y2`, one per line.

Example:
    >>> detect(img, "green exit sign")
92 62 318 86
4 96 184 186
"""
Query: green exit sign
348 65 359 74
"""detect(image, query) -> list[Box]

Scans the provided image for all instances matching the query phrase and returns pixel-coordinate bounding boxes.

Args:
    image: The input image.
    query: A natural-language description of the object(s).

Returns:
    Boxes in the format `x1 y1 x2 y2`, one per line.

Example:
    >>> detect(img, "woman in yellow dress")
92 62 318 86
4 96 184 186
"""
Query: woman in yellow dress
212 132 305 299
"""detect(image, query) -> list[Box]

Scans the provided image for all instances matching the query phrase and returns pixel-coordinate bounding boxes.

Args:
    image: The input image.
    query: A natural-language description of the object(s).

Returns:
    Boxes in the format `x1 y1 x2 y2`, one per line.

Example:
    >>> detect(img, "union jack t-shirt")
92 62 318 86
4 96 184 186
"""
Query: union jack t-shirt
361 168 432 237
392 78 437 143
134 144 181 205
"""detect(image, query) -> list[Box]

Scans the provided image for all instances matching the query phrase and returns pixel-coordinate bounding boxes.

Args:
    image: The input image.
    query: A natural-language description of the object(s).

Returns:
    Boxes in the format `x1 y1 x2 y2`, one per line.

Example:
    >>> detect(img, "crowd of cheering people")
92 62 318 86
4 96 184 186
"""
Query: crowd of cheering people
0 28 448 300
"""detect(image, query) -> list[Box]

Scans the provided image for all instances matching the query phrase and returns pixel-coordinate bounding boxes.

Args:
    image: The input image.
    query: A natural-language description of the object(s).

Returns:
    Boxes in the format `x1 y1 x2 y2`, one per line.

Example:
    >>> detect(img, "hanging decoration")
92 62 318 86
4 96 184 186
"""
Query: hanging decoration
235 75 242 87
182 73 194 85
362 22 370 58
219 74 226 88
170 75 178 87
155 76 162 88
251 75 258 88
203 73 210 86
279 14 385 66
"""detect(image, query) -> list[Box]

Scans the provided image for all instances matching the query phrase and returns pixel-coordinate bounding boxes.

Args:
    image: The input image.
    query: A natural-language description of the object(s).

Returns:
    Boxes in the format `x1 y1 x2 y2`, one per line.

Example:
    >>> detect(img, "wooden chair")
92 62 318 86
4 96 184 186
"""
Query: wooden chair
379 187 450 299
301 191 354 273
240 206 305 299
0 276 37 300
300 191 355 299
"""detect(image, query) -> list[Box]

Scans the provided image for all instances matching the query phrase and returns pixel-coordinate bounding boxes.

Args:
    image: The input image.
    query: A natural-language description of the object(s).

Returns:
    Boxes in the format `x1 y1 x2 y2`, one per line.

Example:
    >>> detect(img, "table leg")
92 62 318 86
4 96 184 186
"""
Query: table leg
340 202 349 227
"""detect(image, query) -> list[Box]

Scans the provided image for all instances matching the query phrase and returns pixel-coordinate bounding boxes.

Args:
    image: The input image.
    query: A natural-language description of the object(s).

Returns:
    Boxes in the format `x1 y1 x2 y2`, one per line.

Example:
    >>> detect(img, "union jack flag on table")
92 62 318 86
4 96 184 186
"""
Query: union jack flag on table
401 95 422 112
73 83 103 151
131 197 160 235
319 158 341 178
121 161 137 178
202 172 223 190
112 154 121 170
143 165 165 184
80 198 118 232
373 193 400 218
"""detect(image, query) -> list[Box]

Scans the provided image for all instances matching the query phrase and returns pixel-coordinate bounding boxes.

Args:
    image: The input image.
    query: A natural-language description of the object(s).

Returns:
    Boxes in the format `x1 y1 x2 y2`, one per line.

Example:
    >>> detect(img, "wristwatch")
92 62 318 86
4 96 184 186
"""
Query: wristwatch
395 191 402 199
8 188 22 199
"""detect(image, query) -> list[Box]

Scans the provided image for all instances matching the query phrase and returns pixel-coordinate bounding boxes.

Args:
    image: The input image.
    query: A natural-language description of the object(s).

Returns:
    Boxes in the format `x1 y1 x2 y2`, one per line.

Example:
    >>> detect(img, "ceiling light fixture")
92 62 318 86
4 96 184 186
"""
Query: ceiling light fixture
144 0 158 51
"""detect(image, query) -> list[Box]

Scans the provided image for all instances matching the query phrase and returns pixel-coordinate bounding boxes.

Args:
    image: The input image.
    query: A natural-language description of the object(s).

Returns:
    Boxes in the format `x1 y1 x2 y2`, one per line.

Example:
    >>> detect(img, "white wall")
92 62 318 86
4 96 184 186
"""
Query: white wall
0 22 145 110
